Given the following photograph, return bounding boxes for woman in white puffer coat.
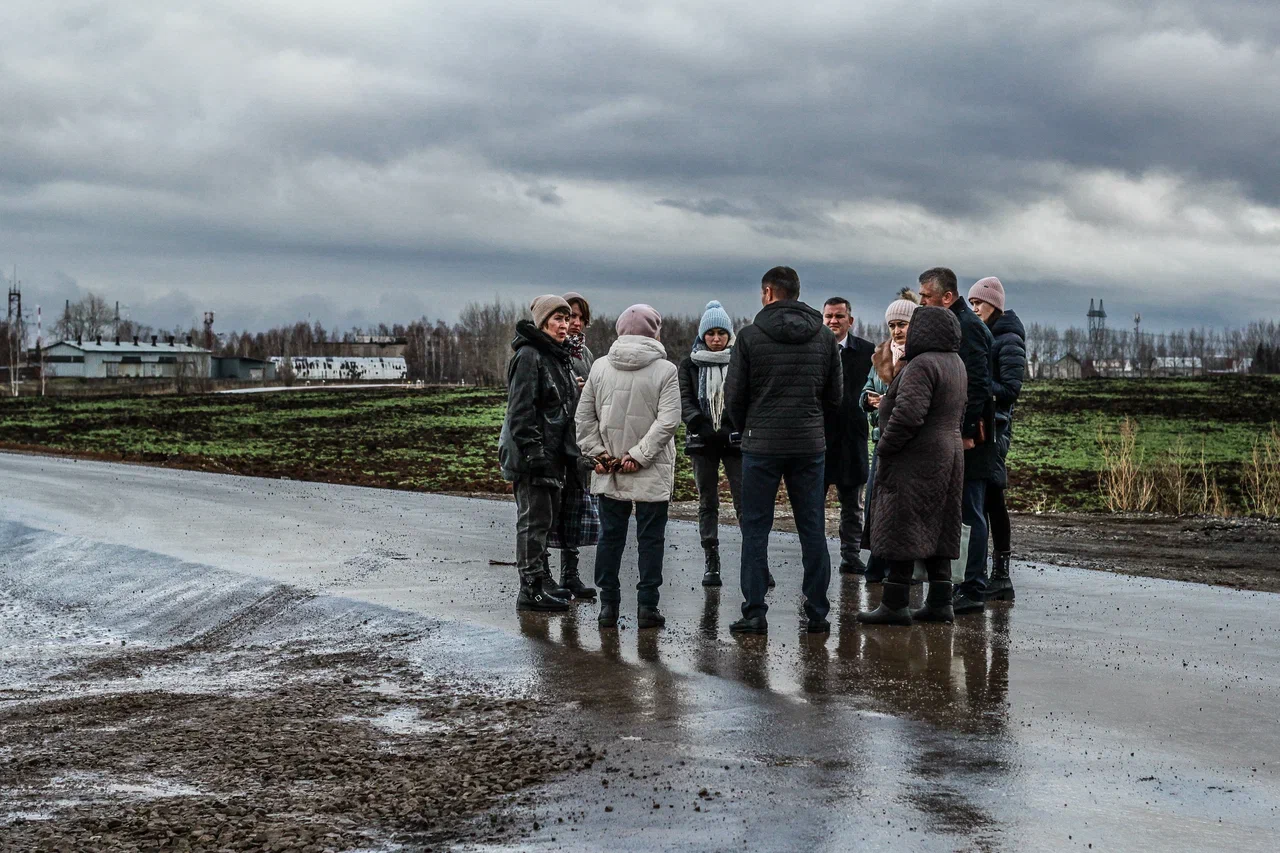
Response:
[576,304,681,631]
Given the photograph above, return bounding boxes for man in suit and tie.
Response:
[822,297,876,573]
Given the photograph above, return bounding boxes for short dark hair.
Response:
[823,297,851,313]
[918,267,958,296]
[762,266,800,299]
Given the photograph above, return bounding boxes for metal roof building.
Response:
[42,339,213,379]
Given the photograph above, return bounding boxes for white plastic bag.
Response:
[913,523,971,584]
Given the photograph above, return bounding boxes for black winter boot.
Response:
[637,606,666,629]
[516,577,570,612]
[702,545,722,587]
[912,582,955,623]
[598,601,619,628]
[952,587,986,615]
[538,555,571,600]
[857,582,913,625]
[559,551,597,600]
[986,552,1015,602]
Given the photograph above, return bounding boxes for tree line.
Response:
[11,292,1280,382]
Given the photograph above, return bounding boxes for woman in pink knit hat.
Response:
[967,277,1026,603]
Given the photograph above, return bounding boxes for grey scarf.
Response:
[691,346,732,430]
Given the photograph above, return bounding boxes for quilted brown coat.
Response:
[862,307,967,561]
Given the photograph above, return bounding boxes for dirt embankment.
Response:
[1009,512,1280,593]
[0,573,601,853]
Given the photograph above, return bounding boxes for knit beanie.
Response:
[616,304,662,339]
[968,276,1005,312]
[529,294,571,329]
[885,289,920,325]
[698,300,733,338]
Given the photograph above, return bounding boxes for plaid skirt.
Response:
[549,484,600,549]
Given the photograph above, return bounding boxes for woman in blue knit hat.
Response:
[678,300,745,587]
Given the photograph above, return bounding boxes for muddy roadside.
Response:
[0,550,602,853]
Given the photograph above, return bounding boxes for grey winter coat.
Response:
[989,310,1027,488]
[950,298,999,483]
[863,307,968,561]
[724,300,842,457]
[569,341,595,382]
[498,321,581,487]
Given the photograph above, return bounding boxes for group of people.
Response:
[498,265,1026,632]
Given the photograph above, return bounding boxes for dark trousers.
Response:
[961,479,989,596]
[739,453,831,622]
[826,482,865,564]
[888,556,950,585]
[986,484,1010,554]
[690,449,743,547]
[515,478,560,585]
[594,496,668,607]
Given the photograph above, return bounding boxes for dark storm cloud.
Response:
[1,0,1277,332]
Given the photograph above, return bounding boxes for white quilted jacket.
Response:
[575,336,681,503]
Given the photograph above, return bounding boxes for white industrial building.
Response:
[269,356,409,381]
[42,338,212,379]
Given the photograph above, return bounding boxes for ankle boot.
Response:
[637,606,666,629]
[702,545,722,587]
[986,552,1015,602]
[559,551,597,600]
[516,576,570,612]
[538,555,571,600]
[857,582,913,625]
[598,601,619,628]
[912,581,954,623]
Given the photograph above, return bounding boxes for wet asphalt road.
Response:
[3,451,1279,851]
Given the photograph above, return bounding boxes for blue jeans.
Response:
[594,496,668,607]
[739,453,831,622]
[961,479,989,597]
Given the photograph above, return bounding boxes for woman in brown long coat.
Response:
[858,306,967,626]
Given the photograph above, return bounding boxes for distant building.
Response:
[1087,358,1136,378]
[212,356,277,381]
[319,336,408,359]
[42,338,212,379]
[1150,356,1202,377]
[1033,353,1083,380]
[270,356,408,381]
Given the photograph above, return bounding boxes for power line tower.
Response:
[1133,312,1143,374]
[1088,298,1107,358]
[7,274,23,396]
[203,311,215,351]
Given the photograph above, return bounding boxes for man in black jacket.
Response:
[725,267,843,635]
[918,268,997,614]
[821,297,875,573]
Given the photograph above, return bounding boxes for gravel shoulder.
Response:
[0,533,601,853]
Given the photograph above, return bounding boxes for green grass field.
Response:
[1,375,1277,513]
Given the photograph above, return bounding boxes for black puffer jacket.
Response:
[678,354,740,456]
[989,310,1027,488]
[725,300,842,457]
[950,299,998,483]
[498,321,580,485]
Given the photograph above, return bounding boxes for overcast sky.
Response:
[3,0,1279,336]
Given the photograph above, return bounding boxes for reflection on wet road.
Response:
[3,452,1278,851]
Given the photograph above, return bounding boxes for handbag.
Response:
[548,485,601,549]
